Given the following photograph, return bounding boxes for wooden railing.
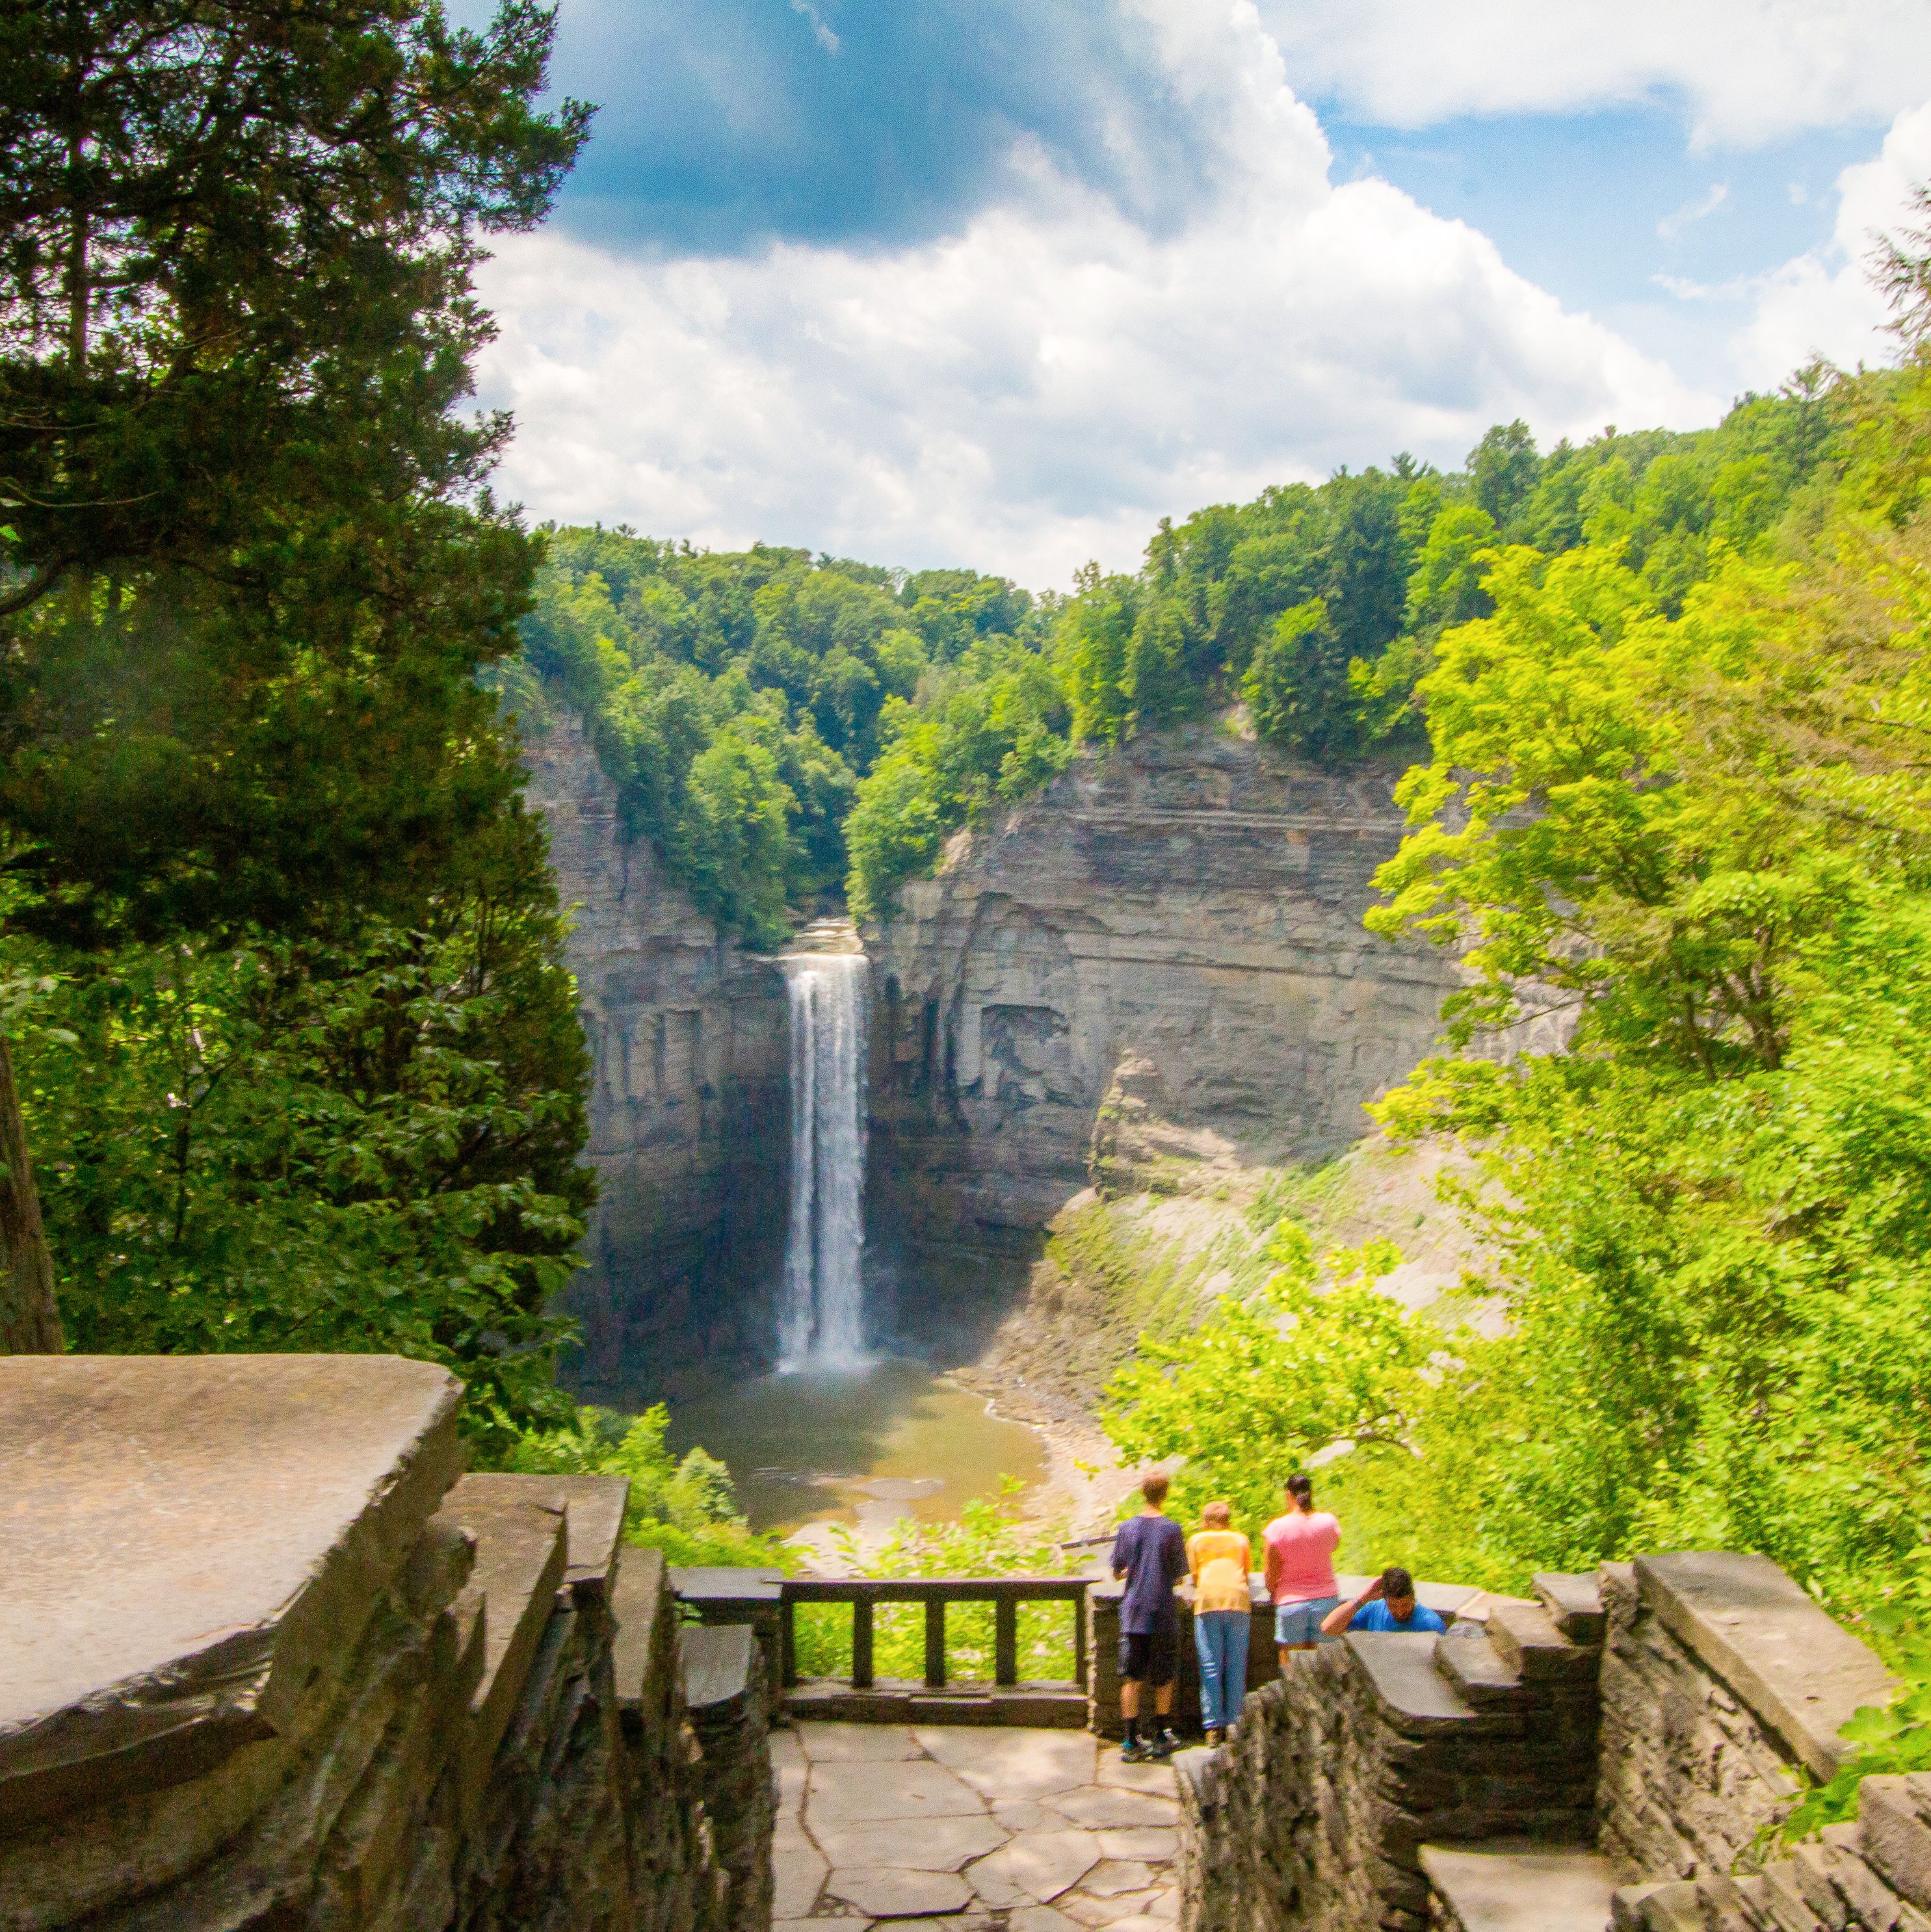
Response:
[777,1577,1090,1691]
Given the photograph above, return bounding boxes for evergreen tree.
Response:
[0,0,589,1351]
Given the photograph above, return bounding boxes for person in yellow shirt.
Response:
[1187,1501,1253,1743]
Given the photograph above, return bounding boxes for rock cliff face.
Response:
[521,717,789,1389]
[865,724,1458,1255]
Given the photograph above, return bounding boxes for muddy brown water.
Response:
[661,1356,1049,1535]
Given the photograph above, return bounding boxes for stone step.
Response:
[783,1682,1090,1729]
[1532,1573,1607,1648]
[1434,1631,1530,1706]
[1420,1840,1618,1932]
[1487,1602,1594,1680]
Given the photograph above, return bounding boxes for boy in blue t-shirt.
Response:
[1320,1565,1448,1637]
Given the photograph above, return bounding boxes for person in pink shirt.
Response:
[1262,1473,1342,1671]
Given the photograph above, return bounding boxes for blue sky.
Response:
[471,1,1931,585]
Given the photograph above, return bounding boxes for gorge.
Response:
[527,711,1462,1442]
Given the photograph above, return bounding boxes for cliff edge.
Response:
[865,721,1460,1257]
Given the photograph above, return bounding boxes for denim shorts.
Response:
[1274,1596,1343,1645]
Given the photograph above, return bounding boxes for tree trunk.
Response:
[0,1040,63,1352]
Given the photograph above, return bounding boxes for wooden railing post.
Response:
[924,1597,946,1689]
[994,1591,1019,1688]
[852,1597,874,1690]
[765,1576,1092,1706]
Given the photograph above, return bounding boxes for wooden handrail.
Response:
[779,1578,1088,1602]
[774,1576,1091,1690]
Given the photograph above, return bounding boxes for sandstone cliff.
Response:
[865,722,1460,1257]
[521,716,789,1390]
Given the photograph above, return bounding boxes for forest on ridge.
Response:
[513,371,1839,938]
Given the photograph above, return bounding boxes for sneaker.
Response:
[1203,1727,1225,1747]
[1119,1738,1153,1763]
[1148,1729,1184,1758]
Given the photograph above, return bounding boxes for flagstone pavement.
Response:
[773,1723,1182,1932]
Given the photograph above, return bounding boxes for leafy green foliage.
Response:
[792,1480,1081,1682]
[14,815,592,1459]
[0,0,588,949]
[503,1404,790,1567]
[841,385,1841,925]
[506,530,1044,942]
[0,0,588,616]
[0,0,598,1411]
[1101,1229,1440,1534]
[847,639,1072,918]
[1092,270,1931,1638]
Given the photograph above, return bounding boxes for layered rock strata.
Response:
[0,1353,771,1932]
[521,715,789,1387]
[867,725,1462,1257]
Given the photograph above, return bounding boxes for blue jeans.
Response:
[1194,1610,1251,1732]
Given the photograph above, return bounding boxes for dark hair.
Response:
[1285,1474,1315,1511]
[1381,1565,1415,1600]
[1141,1471,1170,1507]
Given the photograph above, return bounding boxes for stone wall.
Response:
[1622,1774,1931,1932]
[865,725,1460,1262]
[1597,1553,1892,1885]
[1172,1554,1904,1932]
[521,714,790,1389]
[0,1354,774,1932]
[680,1626,777,1932]
[1174,1584,1602,1932]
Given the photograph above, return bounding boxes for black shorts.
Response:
[1118,1627,1177,1686]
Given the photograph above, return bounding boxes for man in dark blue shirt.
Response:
[1111,1472,1188,1760]
[1320,1565,1449,1637]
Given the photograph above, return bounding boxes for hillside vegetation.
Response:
[515,378,1844,934]
[1104,220,1931,1652]
[499,532,1054,945]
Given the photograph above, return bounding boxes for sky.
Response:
[467,0,1931,589]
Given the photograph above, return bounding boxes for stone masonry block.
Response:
[1858,1777,1931,1914]
[1,1353,464,1833]
[1636,1554,1896,1784]
[1533,1574,1608,1648]
[1486,1605,1592,1682]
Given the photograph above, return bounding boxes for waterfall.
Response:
[776,949,870,1370]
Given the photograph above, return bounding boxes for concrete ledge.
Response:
[0,1353,462,1827]
[1420,1840,1618,1932]
[434,1474,570,1815]
[1345,1632,1477,1728]
[1635,1552,1895,1782]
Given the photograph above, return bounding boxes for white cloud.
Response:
[788,0,839,56]
[476,0,1713,588]
[1729,102,1931,386]
[1261,1,1931,146]
[1657,183,1729,241]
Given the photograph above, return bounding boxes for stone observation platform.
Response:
[8,1351,1926,1932]
[774,1723,1180,1932]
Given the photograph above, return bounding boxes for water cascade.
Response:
[776,946,870,1370]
